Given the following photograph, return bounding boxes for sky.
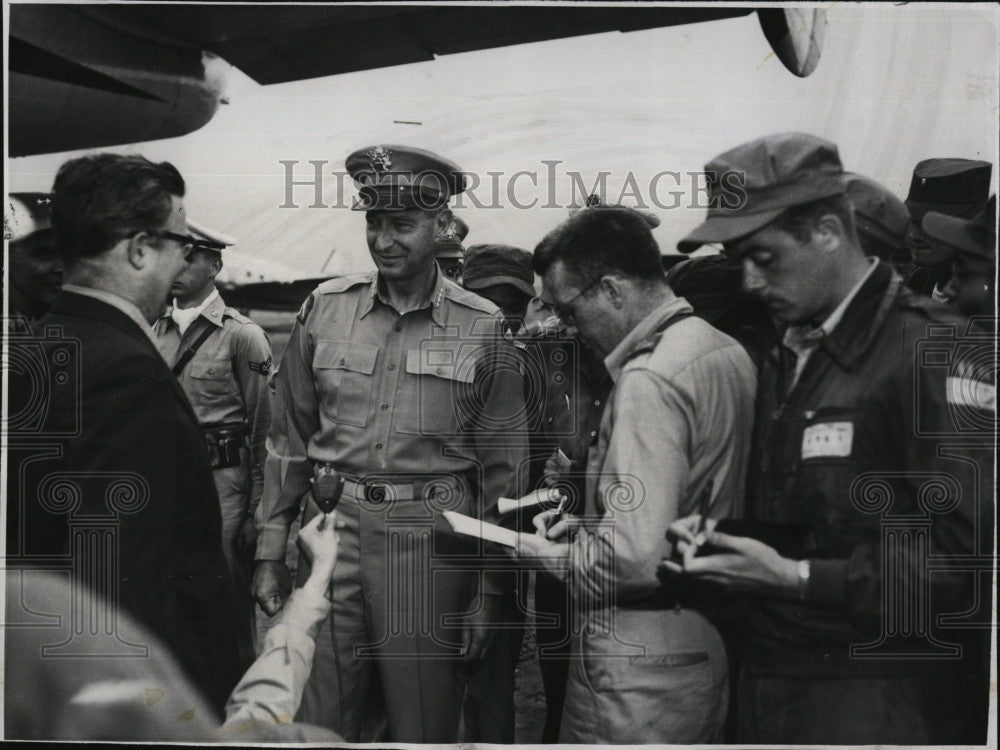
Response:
[8,2,999,279]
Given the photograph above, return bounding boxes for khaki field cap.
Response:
[843,173,911,260]
[677,132,846,252]
[462,244,536,298]
[345,144,467,211]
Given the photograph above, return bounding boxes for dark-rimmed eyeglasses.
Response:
[129,230,200,261]
[540,276,602,327]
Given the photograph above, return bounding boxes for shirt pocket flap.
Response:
[314,340,379,375]
[189,360,230,380]
[405,348,476,383]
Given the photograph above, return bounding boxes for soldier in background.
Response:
[926,195,997,319]
[459,243,536,743]
[435,214,469,281]
[902,158,991,301]
[843,173,912,269]
[5,192,64,329]
[153,220,272,670]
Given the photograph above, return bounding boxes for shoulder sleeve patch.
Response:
[248,356,273,376]
[297,293,316,325]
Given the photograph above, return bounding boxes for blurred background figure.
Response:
[435,214,469,281]
[462,243,536,334]
[843,173,912,271]
[5,192,64,329]
[924,194,997,318]
[458,242,536,743]
[902,158,991,301]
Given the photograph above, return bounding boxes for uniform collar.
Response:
[818,260,901,371]
[604,291,692,383]
[361,264,449,326]
[782,257,879,356]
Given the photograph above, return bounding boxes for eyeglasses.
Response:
[130,230,200,261]
[541,276,602,327]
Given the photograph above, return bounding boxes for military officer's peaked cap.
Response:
[434,216,470,259]
[346,145,468,211]
[843,173,911,260]
[187,217,237,251]
[678,132,846,252]
[904,158,991,221]
[5,192,53,242]
[922,194,996,262]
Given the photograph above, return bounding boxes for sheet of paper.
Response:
[442,511,519,548]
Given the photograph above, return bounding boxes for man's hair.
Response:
[770,194,858,244]
[51,154,185,263]
[532,207,664,286]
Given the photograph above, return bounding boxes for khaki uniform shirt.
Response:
[571,294,758,604]
[153,292,273,507]
[257,268,527,563]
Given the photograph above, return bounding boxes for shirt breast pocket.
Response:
[188,359,233,401]
[313,340,379,428]
[397,348,476,434]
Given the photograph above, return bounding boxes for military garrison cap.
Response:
[843,173,911,260]
[905,159,991,221]
[434,216,470,260]
[678,132,846,252]
[5,192,53,242]
[346,145,467,211]
[463,244,536,298]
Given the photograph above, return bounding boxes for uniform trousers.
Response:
[559,606,728,744]
[294,491,470,742]
[213,446,256,670]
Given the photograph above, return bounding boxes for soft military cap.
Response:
[677,132,846,252]
[187,216,236,252]
[346,144,467,211]
[843,173,911,260]
[922,195,996,262]
[5,192,53,242]
[463,244,536,298]
[905,158,991,221]
[434,215,470,260]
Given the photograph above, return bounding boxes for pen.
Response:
[545,491,568,535]
[694,479,714,545]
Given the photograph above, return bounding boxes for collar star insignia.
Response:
[366,146,392,175]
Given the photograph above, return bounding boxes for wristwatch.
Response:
[797,559,811,601]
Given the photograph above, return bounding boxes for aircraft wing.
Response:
[9,5,824,157]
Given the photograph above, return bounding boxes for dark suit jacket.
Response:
[15,290,242,714]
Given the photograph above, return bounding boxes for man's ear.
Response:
[125,232,154,270]
[815,213,846,253]
[600,275,626,309]
[209,254,223,278]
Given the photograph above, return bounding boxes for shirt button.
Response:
[590,430,597,438]
[339,358,346,365]
[394,324,402,333]
[375,443,383,450]
[381,404,389,411]
[388,363,396,371]
[594,399,601,406]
